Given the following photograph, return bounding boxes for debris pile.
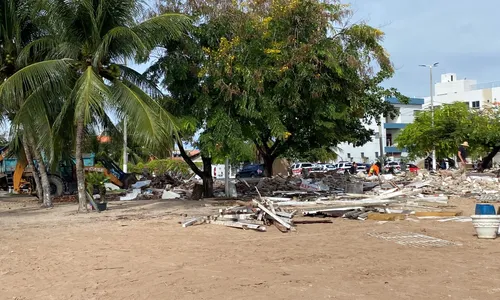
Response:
[181,194,297,233]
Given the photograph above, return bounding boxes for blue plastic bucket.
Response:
[475,204,496,215]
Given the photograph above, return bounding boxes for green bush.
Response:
[128,159,200,177]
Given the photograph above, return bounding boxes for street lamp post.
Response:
[419,62,439,171]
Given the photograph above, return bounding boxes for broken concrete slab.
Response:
[105,183,121,191]
[299,178,329,192]
[131,180,151,189]
[120,189,141,201]
[162,190,181,200]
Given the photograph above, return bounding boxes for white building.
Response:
[337,97,424,163]
[423,72,500,109]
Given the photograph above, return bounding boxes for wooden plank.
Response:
[263,197,292,202]
[415,211,462,217]
[86,191,100,213]
[293,220,333,224]
[182,217,204,227]
[366,213,406,221]
[209,220,266,232]
[253,200,292,229]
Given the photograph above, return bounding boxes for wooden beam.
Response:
[209,220,266,232]
[253,200,292,229]
[415,211,462,217]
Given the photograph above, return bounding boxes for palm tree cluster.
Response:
[0,0,190,211]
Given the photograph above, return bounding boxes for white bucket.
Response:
[471,215,500,239]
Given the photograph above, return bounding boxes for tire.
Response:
[48,175,64,197]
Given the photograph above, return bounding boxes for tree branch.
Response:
[176,139,204,178]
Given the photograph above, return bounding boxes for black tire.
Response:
[122,173,137,189]
[48,175,64,197]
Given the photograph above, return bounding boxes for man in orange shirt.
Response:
[368,162,381,176]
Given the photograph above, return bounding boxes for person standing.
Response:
[458,141,469,172]
[350,162,358,174]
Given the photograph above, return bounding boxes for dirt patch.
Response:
[1,196,499,300]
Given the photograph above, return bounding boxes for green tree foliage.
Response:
[151,0,403,178]
[396,102,500,170]
[0,0,190,211]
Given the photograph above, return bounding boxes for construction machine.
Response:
[0,149,136,197]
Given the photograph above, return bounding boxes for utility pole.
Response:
[419,62,439,171]
[123,58,128,173]
[123,118,127,172]
[378,115,384,164]
[224,157,229,197]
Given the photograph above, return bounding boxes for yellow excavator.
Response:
[0,148,136,196]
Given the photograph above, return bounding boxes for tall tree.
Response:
[396,102,500,170]
[0,0,190,211]
[0,0,54,206]
[151,0,402,182]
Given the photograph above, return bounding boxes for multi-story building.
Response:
[337,97,424,163]
[423,72,500,109]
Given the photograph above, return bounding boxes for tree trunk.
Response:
[202,156,213,198]
[22,135,42,201]
[75,117,87,212]
[263,155,275,177]
[479,146,500,172]
[27,133,52,208]
[176,140,213,198]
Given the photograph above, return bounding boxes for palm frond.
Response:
[110,79,177,149]
[93,26,148,65]
[133,13,192,50]
[119,64,163,98]
[0,59,72,109]
[16,36,58,67]
[14,79,71,163]
[71,66,110,126]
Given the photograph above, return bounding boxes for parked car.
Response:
[335,162,353,174]
[236,164,264,178]
[356,165,367,173]
[384,161,403,172]
[321,164,337,171]
[290,162,315,175]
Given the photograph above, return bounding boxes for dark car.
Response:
[236,164,265,178]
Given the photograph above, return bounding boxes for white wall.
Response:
[424,87,500,109]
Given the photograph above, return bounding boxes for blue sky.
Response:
[133,0,500,99]
[350,0,500,98]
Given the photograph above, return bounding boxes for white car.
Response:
[290,162,315,175]
[336,162,353,173]
[321,164,337,171]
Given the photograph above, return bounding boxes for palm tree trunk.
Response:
[75,117,87,212]
[27,133,52,208]
[22,135,43,201]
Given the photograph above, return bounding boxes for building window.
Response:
[361,152,365,158]
[450,75,454,81]
[472,101,480,109]
[375,152,379,158]
[386,134,392,147]
[347,153,351,158]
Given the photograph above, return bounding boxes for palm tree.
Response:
[0,0,55,207]
[0,0,190,212]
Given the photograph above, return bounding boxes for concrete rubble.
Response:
[181,168,500,230]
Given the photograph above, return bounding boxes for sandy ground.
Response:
[1,195,500,300]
